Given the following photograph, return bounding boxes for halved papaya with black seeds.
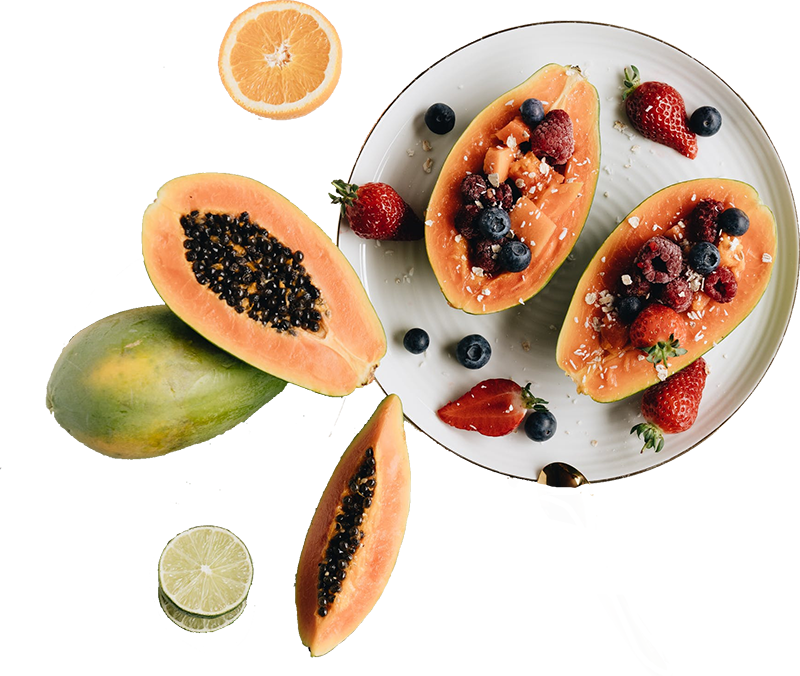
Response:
[295,394,410,657]
[556,178,777,402]
[425,63,601,314]
[142,173,386,396]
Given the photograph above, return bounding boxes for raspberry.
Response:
[704,266,737,303]
[634,236,683,284]
[618,268,653,297]
[460,174,487,203]
[482,182,514,210]
[471,238,502,276]
[659,276,694,313]
[687,198,724,243]
[498,182,515,210]
[529,109,574,165]
[454,204,481,239]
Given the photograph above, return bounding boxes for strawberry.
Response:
[330,179,423,240]
[437,378,547,437]
[631,357,709,452]
[629,303,689,367]
[622,65,698,159]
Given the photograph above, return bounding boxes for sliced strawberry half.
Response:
[437,378,546,437]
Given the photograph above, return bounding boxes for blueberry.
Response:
[689,106,722,137]
[718,207,749,236]
[524,410,557,442]
[476,207,511,240]
[424,103,456,135]
[498,240,531,273]
[456,334,491,369]
[687,241,721,276]
[403,328,429,354]
[616,295,645,324]
[520,98,545,128]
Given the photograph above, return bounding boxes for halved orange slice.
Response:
[218,1,342,120]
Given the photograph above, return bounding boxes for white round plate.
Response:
[337,21,798,483]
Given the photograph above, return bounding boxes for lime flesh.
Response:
[158,525,253,617]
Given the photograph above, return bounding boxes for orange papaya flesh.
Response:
[495,116,531,146]
[143,174,386,395]
[556,178,777,402]
[295,394,410,657]
[425,63,600,314]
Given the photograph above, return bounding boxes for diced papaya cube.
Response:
[534,180,583,220]
[508,153,564,197]
[483,146,516,183]
[690,291,710,314]
[663,220,687,244]
[538,167,566,203]
[528,213,559,260]
[509,195,537,237]
[509,196,557,257]
[495,116,530,148]
[718,233,747,278]
[508,153,545,194]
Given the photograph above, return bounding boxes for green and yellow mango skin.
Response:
[46,305,286,459]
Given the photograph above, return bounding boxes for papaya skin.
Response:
[556,178,777,402]
[46,306,286,459]
[425,63,601,314]
[296,394,410,657]
[142,173,386,397]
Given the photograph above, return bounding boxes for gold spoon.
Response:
[537,462,590,488]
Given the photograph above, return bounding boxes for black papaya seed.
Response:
[181,210,324,334]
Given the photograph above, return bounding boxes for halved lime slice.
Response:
[158,525,253,617]
[158,588,246,633]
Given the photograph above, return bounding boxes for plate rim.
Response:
[337,19,800,484]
